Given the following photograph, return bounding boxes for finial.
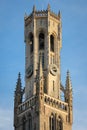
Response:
[67,70,70,77]
[24,12,27,19]
[15,72,22,93]
[47,3,50,11]
[18,72,21,79]
[58,10,61,18]
[33,5,36,12]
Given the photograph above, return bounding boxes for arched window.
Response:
[50,35,54,52]
[39,33,44,50]
[49,116,51,130]
[29,33,33,53]
[28,114,32,130]
[57,116,63,130]
[50,114,63,130]
[52,116,54,130]
[59,118,62,130]
[23,116,26,130]
[49,114,55,130]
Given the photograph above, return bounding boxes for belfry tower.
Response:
[14,4,73,130]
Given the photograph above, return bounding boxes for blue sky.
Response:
[0,0,87,130]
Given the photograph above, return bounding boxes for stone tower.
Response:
[14,4,73,130]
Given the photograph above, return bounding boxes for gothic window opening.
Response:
[49,117,51,130]
[58,116,63,130]
[23,116,26,130]
[49,114,55,130]
[52,116,54,130]
[39,33,44,50]
[50,35,54,52]
[49,114,63,130]
[44,78,47,93]
[28,114,32,130]
[29,33,34,53]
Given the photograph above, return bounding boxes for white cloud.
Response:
[0,108,13,130]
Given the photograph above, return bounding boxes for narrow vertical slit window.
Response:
[52,116,54,130]
[58,116,63,130]
[49,116,51,130]
[23,117,26,130]
[50,35,54,52]
[39,33,44,50]
[29,114,32,130]
[29,33,33,53]
[49,114,55,130]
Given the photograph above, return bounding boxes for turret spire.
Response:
[47,3,50,11]
[66,70,72,91]
[65,70,73,123]
[15,72,22,93]
[14,72,22,106]
[58,10,61,18]
[33,5,36,12]
[14,73,23,127]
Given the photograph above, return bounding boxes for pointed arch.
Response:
[57,115,63,130]
[50,35,54,52]
[28,113,32,130]
[22,116,26,130]
[39,32,45,50]
[50,32,57,53]
[49,113,55,130]
[36,27,47,50]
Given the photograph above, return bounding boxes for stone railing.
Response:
[18,94,68,114]
[25,10,60,27]
[35,11,47,17]
[44,94,68,112]
[18,96,36,114]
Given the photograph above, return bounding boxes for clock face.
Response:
[26,65,33,78]
[50,64,58,76]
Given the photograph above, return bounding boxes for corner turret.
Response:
[65,71,73,124]
[58,10,61,18]
[14,73,23,128]
[47,3,50,11]
[14,72,22,106]
[33,5,36,13]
